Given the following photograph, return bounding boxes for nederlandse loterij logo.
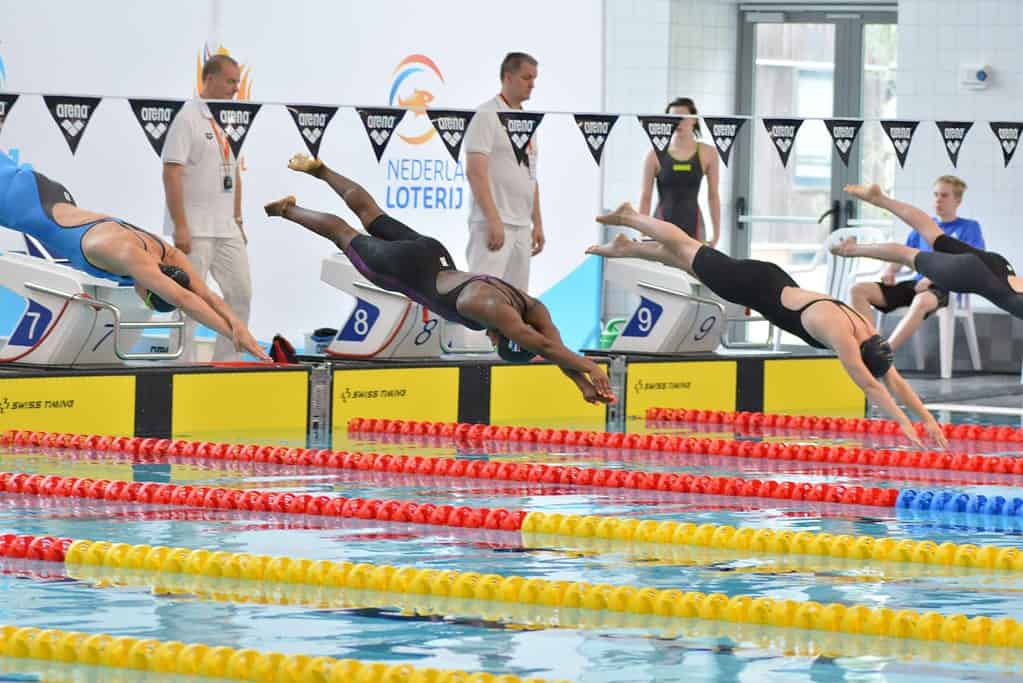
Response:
[389,54,444,145]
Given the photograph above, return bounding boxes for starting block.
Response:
[603,257,725,353]
[321,254,465,359]
[0,252,184,365]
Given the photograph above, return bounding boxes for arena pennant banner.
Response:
[285,104,338,160]
[356,107,406,162]
[0,94,18,135]
[989,121,1023,167]
[762,118,803,167]
[127,98,184,157]
[573,114,618,165]
[702,116,745,167]
[823,119,863,167]
[425,109,475,163]
[205,101,262,159]
[43,95,102,155]
[880,120,919,168]
[637,115,681,156]
[496,111,544,167]
[935,121,973,168]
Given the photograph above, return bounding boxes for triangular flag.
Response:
[823,119,863,166]
[935,121,973,167]
[989,121,1023,167]
[43,95,102,155]
[497,111,544,167]
[0,94,19,136]
[356,107,406,162]
[880,120,920,168]
[426,109,475,163]
[205,101,262,159]
[702,117,746,166]
[573,114,619,165]
[762,118,804,167]
[286,104,339,159]
[128,98,185,157]
[638,115,681,155]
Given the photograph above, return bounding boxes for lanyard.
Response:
[207,118,232,169]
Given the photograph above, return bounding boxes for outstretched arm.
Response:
[883,368,948,448]
[524,303,612,404]
[473,302,615,404]
[829,334,927,449]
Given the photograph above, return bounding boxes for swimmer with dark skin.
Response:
[588,202,947,448]
[265,154,615,405]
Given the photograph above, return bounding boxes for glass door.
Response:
[732,7,898,291]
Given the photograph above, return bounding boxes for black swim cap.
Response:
[496,334,535,363]
[143,264,191,312]
[859,334,894,378]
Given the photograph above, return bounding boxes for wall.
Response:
[0,0,604,348]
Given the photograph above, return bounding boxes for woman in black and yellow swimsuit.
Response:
[639,97,721,245]
[588,202,946,448]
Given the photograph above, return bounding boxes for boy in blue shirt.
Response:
[849,175,984,350]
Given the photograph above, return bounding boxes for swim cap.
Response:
[859,334,894,378]
[143,264,191,312]
[496,334,535,363]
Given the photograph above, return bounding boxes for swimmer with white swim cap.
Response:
[0,150,268,360]
[265,154,615,405]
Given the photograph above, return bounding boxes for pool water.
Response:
[1,411,1023,681]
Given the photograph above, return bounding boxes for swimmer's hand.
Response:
[587,365,617,404]
[233,328,271,362]
[898,420,925,450]
[923,418,949,450]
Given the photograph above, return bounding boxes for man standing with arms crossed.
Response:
[162,53,253,362]
[464,52,545,291]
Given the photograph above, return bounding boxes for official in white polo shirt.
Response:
[162,53,252,362]
[464,52,544,291]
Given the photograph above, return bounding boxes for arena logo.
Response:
[383,55,468,211]
[497,112,544,167]
[338,386,409,403]
[128,99,185,157]
[762,118,804,167]
[639,115,680,154]
[823,119,863,167]
[880,120,919,168]
[935,121,973,167]
[990,122,1023,167]
[286,105,338,159]
[703,117,746,167]
[43,95,102,155]
[0,396,76,415]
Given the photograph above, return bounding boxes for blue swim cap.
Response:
[496,334,535,363]
[859,334,894,378]
[143,264,191,312]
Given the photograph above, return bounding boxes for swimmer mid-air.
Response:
[264,153,615,405]
[588,202,946,448]
[0,150,268,360]
[834,183,1023,319]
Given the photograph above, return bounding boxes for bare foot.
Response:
[288,153,324,176]
[844,183,884,205]
[829,235,859,257]
[585,233,635,258]
[596,202,638,226]
[264,195,296,218]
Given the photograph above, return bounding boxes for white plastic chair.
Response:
[773,227,888,348]
[875,267,982,378]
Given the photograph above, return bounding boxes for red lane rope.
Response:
[645,407,1023,443]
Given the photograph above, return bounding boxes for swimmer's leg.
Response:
[844,183,944,246]
[595,202,702,271]
[288,154,390,232]
[264,196,360,251]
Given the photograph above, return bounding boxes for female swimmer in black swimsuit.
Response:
[264,154,614,405]
[588,202,946,448]
[833,183,1023,319]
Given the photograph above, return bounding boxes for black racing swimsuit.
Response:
[692,245,864,348]
[654,147,703,238]
[914,234,1023,318]
[344,215,531,330]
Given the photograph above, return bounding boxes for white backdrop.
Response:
[0,0,605,343]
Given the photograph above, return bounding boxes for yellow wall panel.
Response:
[332,367,459,441]
[0,376,135,436]
[173,372,308,442]
[764,358,864,416]
[626,361,737,419]
[490,364,607,429]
